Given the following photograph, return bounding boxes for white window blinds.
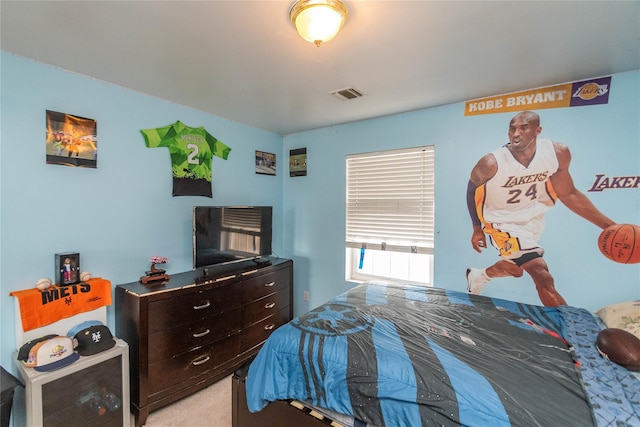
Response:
[346,146,435,254]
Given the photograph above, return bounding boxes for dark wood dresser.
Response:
[115,257,293,427]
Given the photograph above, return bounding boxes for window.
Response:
[346,146,434,286]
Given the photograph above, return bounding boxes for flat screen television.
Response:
[193,206,272,269]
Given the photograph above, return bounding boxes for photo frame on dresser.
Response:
[55,252,80,286]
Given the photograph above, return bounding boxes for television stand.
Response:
[199,258,272,284]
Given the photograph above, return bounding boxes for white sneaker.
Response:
[466,268,490,294]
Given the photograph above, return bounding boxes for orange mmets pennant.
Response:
[10,278,112,332]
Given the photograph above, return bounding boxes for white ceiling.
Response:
[2,1,639,136]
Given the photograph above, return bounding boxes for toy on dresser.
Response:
[139,255,170,285]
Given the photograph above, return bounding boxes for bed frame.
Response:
[232,364,343,427]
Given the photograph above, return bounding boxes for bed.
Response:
[236,281,640,427]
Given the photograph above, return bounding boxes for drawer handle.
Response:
[264,324,276,331]
[192,355,211,366]
[264,281,275,287]
[264,302,276,309]
[193,301,211,310]
[192,329,210,338]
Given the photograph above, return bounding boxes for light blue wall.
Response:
[2,51,639,377]
[0,52,285,369]
[284,71,640,315]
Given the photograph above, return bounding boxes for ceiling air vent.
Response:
[330,87,364,101]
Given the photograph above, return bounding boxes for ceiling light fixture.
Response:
[289,0,348,47]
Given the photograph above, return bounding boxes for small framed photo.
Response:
[255,150,276,175]
[55,252,80,286]
[289,147,307,177]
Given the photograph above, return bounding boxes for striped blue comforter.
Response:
[246,282,640,426]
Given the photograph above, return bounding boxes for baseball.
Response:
[80,271,92,282]
[35,277,52,290]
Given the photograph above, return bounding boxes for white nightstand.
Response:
[14,339,129,427]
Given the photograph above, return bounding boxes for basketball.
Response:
[597,224,640,264]
[596,328,640,371]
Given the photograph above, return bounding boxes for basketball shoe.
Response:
[466,268,490,294]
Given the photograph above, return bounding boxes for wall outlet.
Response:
[303,291,310,301]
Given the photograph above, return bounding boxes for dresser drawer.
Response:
[148,306,242,363]
[241,267,290,301]
[148,283,242,332]
[148,334,241,394]
[241,307,290,352]
[242,289,290,328]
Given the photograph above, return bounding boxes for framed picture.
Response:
[46,110,98,168]
[255,150,276,175]
[55,252,80,286]
[290,147,307,177]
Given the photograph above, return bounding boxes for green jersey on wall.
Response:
[141,121,231,197]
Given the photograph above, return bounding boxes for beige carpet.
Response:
[130,375,232,427]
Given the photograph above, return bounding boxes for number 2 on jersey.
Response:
[187,143,200,165]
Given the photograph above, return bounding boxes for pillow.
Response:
[596,301,640,340]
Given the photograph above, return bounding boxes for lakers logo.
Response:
[573,82,608,100]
